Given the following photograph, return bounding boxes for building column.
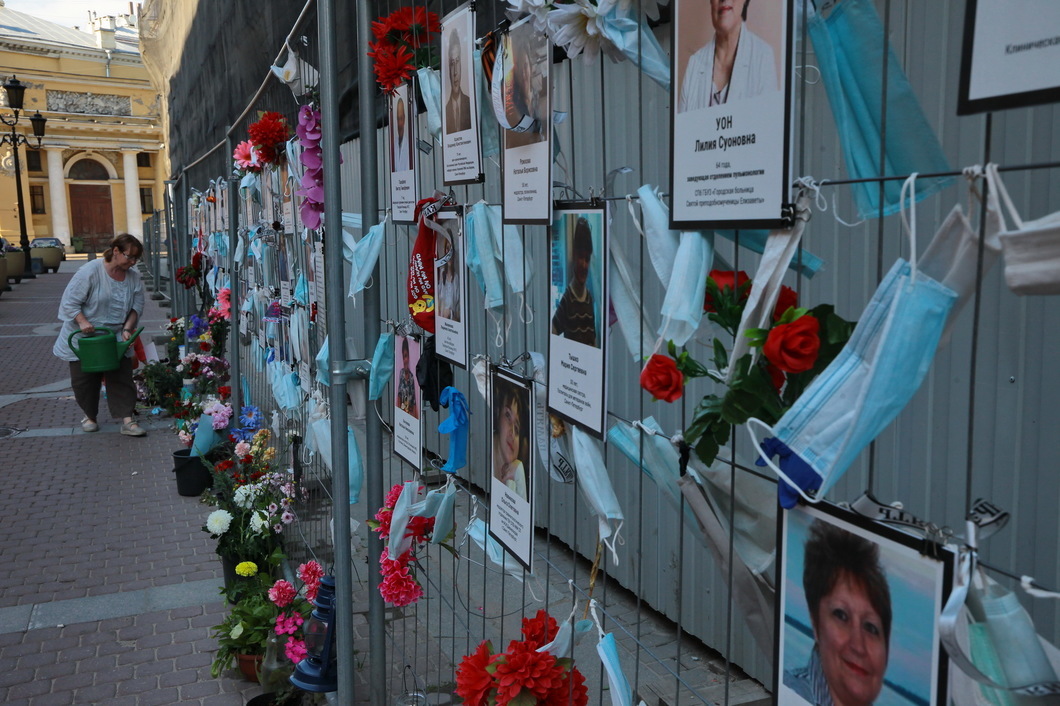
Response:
[121,150,143,238]
[45,148,70,243]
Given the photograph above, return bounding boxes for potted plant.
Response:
[135,360,184,409]
[4,243,24,284]
[210,559,282,680]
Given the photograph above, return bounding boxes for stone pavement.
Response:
[0,259,271,705]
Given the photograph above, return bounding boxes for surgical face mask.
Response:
[271,47,318,98]
[315,336,331,387]
[466,517,524,581]
[415,67,442,142]
[807,0,952,219]
[633,185,680,287]
[368,331,395,401]
[269,360,302,411]
[571,427,624,564]
[596,4,670,90]
[465,202,505,309]
[986,163,1060,296]
[482,202,530,295]
[538,600,593,659]
[590,601,640,706]
[714,228,823,279]
[289,307,308,365]
[430,482,457,545]
[658,230,713,347]
[388,481,423,558]
[726,191,811,382]
[346,216,388,299]
[606,417,682,513]
[294,273,309,306]
[751,175,957,503]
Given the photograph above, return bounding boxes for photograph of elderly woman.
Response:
[779,505,950,706]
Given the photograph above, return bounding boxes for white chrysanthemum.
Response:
[508,0,552,31]
[233,484,261,509]
[249,510,269,534]
[547,0,608,61]
[206,509,233,535]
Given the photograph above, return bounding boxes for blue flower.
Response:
[187,314,208,339]
[239,405,263,429]
[231,426,255,443]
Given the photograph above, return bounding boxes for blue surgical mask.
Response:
[482,202,529,295]
[658,230,714,346]
[345,216,388,299]
[633,185,680,286]
[538,601,594,659]
[597,4,670,90]
[751,175,957,503]
[807,0,952,219]
[347,426,364,504]
[472,48,499,159]
[466,517,525,581]
[466,202,505,310]
[590,600,637,706]
[294,273,309,306]
[368,331,395,401]
[571,427,624,564]
[606,417,682,512]
[430,482,457,545]
[269,360,301,411]
[315,336,331,387]
[289,307,308,364]
[437,386,469,473]
[388,480,423,558]
[415,67,442,142]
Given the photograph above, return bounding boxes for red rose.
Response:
[763,316,820,374]
[704,270,750,312]
[218,386,232,399]
[773,285,798,321]
[640,355,684,403]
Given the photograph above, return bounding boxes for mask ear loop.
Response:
[899,172,920,280]
[589,599,606,641]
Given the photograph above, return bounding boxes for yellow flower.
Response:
[235,561,258,577]
[263,448,276,461]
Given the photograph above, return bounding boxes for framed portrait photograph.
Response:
[434,206,468,368]
[776,502,953,706]
[499,16,552,225]
[547,204,607,436]
[389,82,418,224]
[489,367,535,570]
[441,4,483,185]
[393,333,422,467]
[957,0,1060,115]
[670,0,793,229]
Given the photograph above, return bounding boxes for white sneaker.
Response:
[81,418,99,432]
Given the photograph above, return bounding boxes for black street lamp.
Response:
[1,76,46,280]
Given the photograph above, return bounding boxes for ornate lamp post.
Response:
[1,76,46,279]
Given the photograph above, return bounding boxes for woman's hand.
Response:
[78,319,95,335]
[121,328,133,341]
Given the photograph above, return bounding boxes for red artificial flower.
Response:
[704,269,751,312]
[407,515,436,543]
[218,385,232,400]
[268,580,297,608]
[214,459,235,473]
[387,6,440,48]
[198,341,211,352]
[640,354,684,403]
[493,641,566,705]
[379,563,423,606]
[763,315,820,374]
[373,506,393,538]
[773,285,798,321]
[248,111,291,165]
[455,641,496,706]
[367,40,416,94]
[384,483,404,508]
[766,361,786,392]
[521,609,559,649]
[542,666,589,706]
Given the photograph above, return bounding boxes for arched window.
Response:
[68,159,110,181]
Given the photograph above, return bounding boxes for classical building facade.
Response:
[0,3,166,252]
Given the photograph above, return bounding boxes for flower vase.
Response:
[172,448,212,496]
[236,652,263,682]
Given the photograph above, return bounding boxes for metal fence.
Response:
[156,0,1060,703]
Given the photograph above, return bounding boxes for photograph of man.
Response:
[436,227,462,322]
[395,336,419,419]
[679,0,779,112]
[551,217,599,347]
[390,94,412,171]
[444,28,472,135]
[785,520,891,706]
[492,381,530,501]
[503,28,548,148]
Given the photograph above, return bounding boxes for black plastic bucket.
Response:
[172,448,212,496]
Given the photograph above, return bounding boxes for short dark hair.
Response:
[573,218,593,255]
[401,336,410,357]
[104,233,143,263]
[802,520,892,646]
[742,0,750,22]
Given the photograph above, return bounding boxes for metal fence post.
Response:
[318,0,356,700]
[224,131,241,412]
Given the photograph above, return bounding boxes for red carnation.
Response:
[521,609,559,649]
[455,641,496,706]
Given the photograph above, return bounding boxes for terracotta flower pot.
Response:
[236,652,263,682]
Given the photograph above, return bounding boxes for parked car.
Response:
[30,237,66,260]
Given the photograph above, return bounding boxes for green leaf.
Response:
[510,691,539,706]
[693,433,720,467]
[667,339,678,358]
[712,338,729,370]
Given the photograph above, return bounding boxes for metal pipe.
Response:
[356,0,385,700]
[151,210,163,299]
[163,180,176,313]
[225,131,241,405]
[178,177,190,318]
[318,0,355,700]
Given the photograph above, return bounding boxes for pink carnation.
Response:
[379,564,423,606]
[233,140,260,171]
[268,579,297,608]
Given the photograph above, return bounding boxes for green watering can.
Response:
[68,327,144,373]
